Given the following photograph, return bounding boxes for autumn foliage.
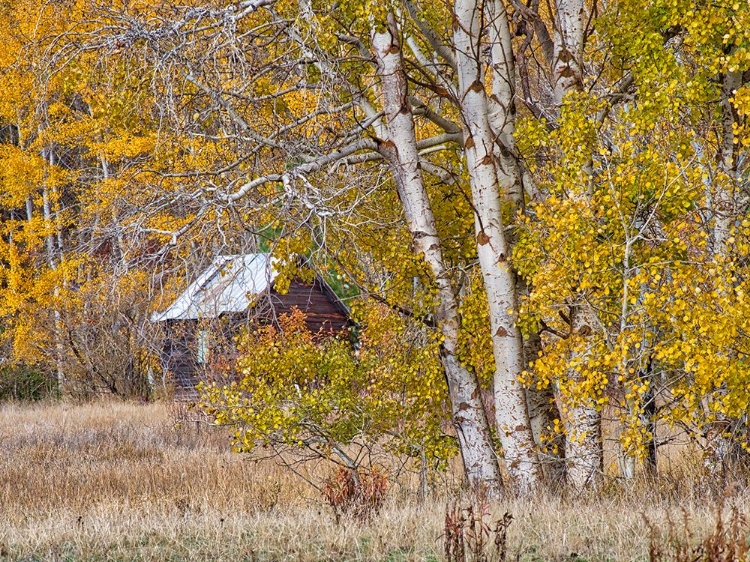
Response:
[2,0,750,496]
[199,307,456,472]
[321,466,389,523]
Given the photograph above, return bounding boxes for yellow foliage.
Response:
[200,306,456,466]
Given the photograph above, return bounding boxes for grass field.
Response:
[0,400,747,561]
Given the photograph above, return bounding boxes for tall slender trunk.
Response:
[100,154,129,276]
[713,70,742,256]
[549,0,604,489]
[552,0,585,104]
[486,0,564,486]
[524,329,566,486]
[373,22,502,496]
[703,70,744,473]
[563,303,603,489]
[42,146,65,392]
[485,0,523,210]
[453,0,542,494]
[642,359,658,477]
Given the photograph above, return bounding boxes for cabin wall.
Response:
[159,279,350,397]
[269,279,350,334]
[161,320,201,396]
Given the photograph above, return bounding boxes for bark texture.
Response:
[552,0,585,105]
[562,303,603,490]
[703,69,746,474]
[713,70,742,256]
[549,0,603,489]
[485,0,523,209]
[485,0,564,488]
[373,24,503,496]
[453,0,542,494]
[524,330,566,487]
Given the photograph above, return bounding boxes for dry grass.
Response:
[0,400,748,561]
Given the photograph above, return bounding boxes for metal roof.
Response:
[151,253,277,322]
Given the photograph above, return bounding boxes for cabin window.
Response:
[196,330,209,365]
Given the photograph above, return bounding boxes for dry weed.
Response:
[322,466,389,523]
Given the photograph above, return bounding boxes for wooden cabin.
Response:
[151,254,350,397]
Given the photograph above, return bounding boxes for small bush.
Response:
[0,364,56,401]
[321,466,388,523]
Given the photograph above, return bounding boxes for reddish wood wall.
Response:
[161,277,350,396]
[268,279,350,334]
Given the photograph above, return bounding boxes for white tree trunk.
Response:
[485,0,523,209]
[563,303,603,490]
[42,147,65,391]
[703,69,744,473]
[553,0,585,105]
[100,154,130,276]
[373,23,503,496]
[486,0,564,487]
[713,70,742,255]
[550,0,604,489]
[453,0,542,494]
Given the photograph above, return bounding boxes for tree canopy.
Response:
[1,0,750,496]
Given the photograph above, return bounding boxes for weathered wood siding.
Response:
[162,319,201,398]
[268,279,350,334]
[161,278,350,397]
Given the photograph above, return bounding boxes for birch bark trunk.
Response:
[713,70,742,256]
[485,0,523,210]
[552,0,585,104]
[564,303,603,489]
[373,23,503,496]
[42,147,65,392]
[453,0,542,494]
[549,0,604,489]
[703,69,744,473]
[485,0,564,487]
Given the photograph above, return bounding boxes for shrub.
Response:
[0,363,56,401]
[444,501,513,562]
[321,466,388,523]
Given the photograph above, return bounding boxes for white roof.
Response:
[151,253,277,321]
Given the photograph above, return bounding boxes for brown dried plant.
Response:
[320,466,388,523]
[444,498,513,562]
[648,501,750,562]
